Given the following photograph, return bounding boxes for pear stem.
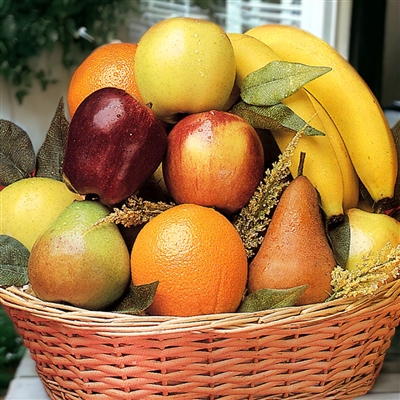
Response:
[297,151,306,177]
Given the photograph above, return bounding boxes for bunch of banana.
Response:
[245,24,398,211]
[306,92,360,211]
[228,33,359,223]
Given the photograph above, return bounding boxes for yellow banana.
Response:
[245,24,398,207]
[306,91,360,211]
[228,33,345,222]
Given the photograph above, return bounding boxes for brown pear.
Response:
[248,175,336,305]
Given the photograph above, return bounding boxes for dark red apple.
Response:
[163,110,265,214]
[62,87,167,205]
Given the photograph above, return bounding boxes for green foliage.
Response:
[0,306,25,394]
[0,0,136,103]
[193,0,219,10]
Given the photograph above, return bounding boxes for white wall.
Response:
[335,0,352,59]
[0,47,75,155]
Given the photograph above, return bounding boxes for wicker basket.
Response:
[1,279,400,400]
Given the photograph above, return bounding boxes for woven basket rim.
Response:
[1,279,400,335]
[3,282,400,399]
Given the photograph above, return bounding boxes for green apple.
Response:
[0,177,82,250]
[345,208,400,271]
[134,17,236,122]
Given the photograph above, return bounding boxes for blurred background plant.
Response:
[0,307,25,397]
[0,0,136,104]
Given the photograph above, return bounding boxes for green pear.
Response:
[0,177,82,250]
[28,200,131,310]
[345,208,400,271]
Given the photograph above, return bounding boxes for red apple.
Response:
[163,110,265,214]
[62,87,167,206]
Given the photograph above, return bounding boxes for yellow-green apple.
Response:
[134,17,236,122]
[62,87,167,206]
[163,110,265,214]
[0,177,82,250]
[345,207,400,271]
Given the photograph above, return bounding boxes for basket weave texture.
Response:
[1,279,400,400]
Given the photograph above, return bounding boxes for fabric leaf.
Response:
[110,281,159,315]
[241,61,331,106]
[0,235,30,287]
[36,97,69,181]
[0,120,36,186]
[231,101,324,136]
[237,285,308,313]
[328,213,351,268]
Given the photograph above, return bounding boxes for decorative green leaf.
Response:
[35,98,69,181]
[241,61,331,106]
[0,119,36,186]
[237,285,308,313]
[0,235,30,287]
[110,281,159,315]
[231,101,324,136]
[327,213,351,268]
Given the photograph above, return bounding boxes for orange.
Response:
[130,204,248,316]
[67,42,142,118]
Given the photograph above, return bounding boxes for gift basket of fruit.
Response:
[1,18,400,399]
